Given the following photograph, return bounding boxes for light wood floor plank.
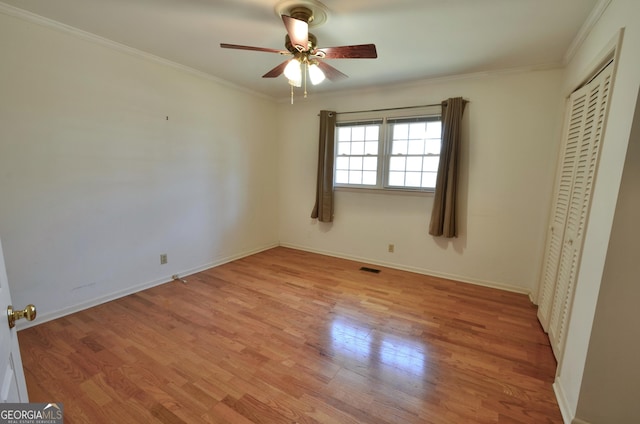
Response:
[18,247,560,423]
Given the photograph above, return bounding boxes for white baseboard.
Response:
[16,242,278,330]
[279,243,532,297]
[554,377,576,424]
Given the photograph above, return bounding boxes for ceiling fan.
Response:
[220,1,377,101]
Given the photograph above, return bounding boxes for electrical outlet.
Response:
[388,244,395,253]
[160,254,168,264]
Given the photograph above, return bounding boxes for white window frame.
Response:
[334,106,442,193]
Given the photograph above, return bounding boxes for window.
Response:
[335,120,382,186]
[334,108,442,191]
[387,117,442,189]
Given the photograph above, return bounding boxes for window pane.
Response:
[349,156,363,170]
[351,141,365,155]
[392,139,408,155]
[389,156,406,171]
[425,139,441,154]
[422,172,438,188]
[409,123,426,139]
[365,126,379,141]
[352,126,365,141]
[336,156,350,170]
[338,142,351,155]
[406,157,423,172]
[425,121,441,138]
[364,141,378,155]
[393,124,408,139]
[388,171,404,186]
[336,170,349,184]
[362,171,377,185]
[363,156,377,171]
[405,172,421,187]
[423,156,439,172]
[338,127,351,141]
[408,139,425,155]
[349,170,362,184]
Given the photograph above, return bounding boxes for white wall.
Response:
[277,69,564,295]
[576,85,640,424]
[0,11,280,322]
[552,0,640,422]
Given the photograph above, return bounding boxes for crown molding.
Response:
[0,2,274,101]
[280,61,563,104]
[563,0,613,65]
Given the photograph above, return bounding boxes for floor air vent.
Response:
[360,266,381,274]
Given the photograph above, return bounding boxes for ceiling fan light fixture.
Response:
[284,59,302,86]
[221,0,376,103]
[308,62,325,85]
[288,78,302,88]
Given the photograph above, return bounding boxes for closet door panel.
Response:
[547,65,613,358]
[537,92,587,331]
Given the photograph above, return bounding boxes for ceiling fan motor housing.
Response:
[285,33,317,53]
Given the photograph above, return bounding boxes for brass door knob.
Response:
[7,304,37,329]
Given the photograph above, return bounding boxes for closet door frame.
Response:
[536,30,621,361]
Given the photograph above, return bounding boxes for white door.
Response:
[537,91,586,331]
[0,237,30,402]
[548,64,613,357]
[536,60,614,359]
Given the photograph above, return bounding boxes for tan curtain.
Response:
[429,97,468,237]
[311,110,336,222]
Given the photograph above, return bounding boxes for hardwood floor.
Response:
[18,247,561,423]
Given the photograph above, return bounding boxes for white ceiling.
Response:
[2,0,599,101]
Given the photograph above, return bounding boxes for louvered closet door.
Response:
[537,91,587,332]
[538,62,613,359]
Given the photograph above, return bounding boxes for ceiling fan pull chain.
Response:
[304,62,308,98]
[290,84,294,104]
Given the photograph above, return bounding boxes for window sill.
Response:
[334,186,434,196]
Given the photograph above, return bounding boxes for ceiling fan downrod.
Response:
[288,6,313,24]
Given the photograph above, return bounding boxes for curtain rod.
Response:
[334,103,441,115]
[330,99,469,116]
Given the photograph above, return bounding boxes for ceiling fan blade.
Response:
[220,43,287,54]
[282,15,308,51]
[317,61,348,81]
[316,44,378,59]
[262,60,290,78]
